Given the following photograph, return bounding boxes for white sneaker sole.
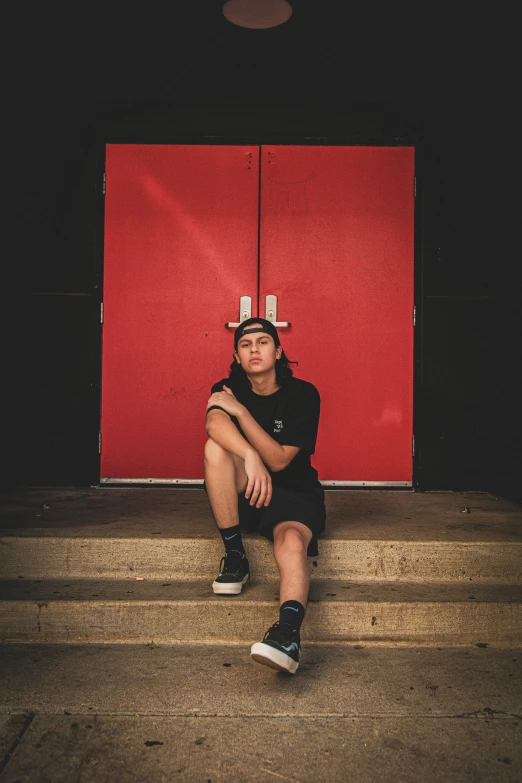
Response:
[250,642,299,674]
[212,574,249,595]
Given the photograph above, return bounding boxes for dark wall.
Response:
[416,119,490,492]
[5,5,519,499]
[485,128,521,504]
[5,118,102,487]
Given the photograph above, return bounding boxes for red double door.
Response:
[101,144,415,485]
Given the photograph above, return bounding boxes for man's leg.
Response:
[251,520,312,674]
[273,521,313,607]
[204,438,247,529]
[204,438,250,594]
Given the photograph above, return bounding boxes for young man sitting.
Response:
[205,318,325,674]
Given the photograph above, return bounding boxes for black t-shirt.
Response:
[209,376,322,495]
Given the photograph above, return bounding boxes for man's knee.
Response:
[274,524,310,553]
[204,438,232,467]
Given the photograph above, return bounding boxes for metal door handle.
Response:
[226,295,252,327]
[265,295,290,327]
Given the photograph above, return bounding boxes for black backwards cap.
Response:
[234,317,281,350]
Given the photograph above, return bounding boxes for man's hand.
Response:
[244,449,272,508]
[207,385,245,418]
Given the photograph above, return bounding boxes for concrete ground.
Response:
[0,644,521,782]
[0,488,521,781]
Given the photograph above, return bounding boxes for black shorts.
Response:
[238,483,326,557]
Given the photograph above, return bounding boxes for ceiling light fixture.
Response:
[223,0,292,30]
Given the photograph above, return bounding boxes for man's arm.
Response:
[235,409,300,472]
[207,388,299,472]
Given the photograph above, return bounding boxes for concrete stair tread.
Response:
[2,578,521,603]
[1,643,521,717]
[1,488,521,542]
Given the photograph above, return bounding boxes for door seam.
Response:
[256,145,262,318]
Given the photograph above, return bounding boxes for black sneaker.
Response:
[212,550,250,595]
[251,622,301,674]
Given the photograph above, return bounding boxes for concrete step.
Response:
[2,643,521,717]
[3,535,521,583]
[1,578,521,646]
[1,489,521,584]
[1,489,520,648]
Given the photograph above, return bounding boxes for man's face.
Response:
[235,324,282,375]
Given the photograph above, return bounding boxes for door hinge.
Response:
[100,302,104,324]
[413,305,416,326]
[412,435,415,457]
[414,176,417,198]
[102,171,106,195]
[98,431,102,454]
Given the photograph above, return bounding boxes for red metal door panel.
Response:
[101,144,259,479]
[259,146,415,482]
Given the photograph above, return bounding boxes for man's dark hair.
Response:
[228,349,297,391]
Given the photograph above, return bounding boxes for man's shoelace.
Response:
[220,553,245,574]
[264,622,298,644]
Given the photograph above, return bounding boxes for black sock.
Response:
[219,525,245,556]
[279,600,305,632]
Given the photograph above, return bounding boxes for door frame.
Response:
[93,125,423,491]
